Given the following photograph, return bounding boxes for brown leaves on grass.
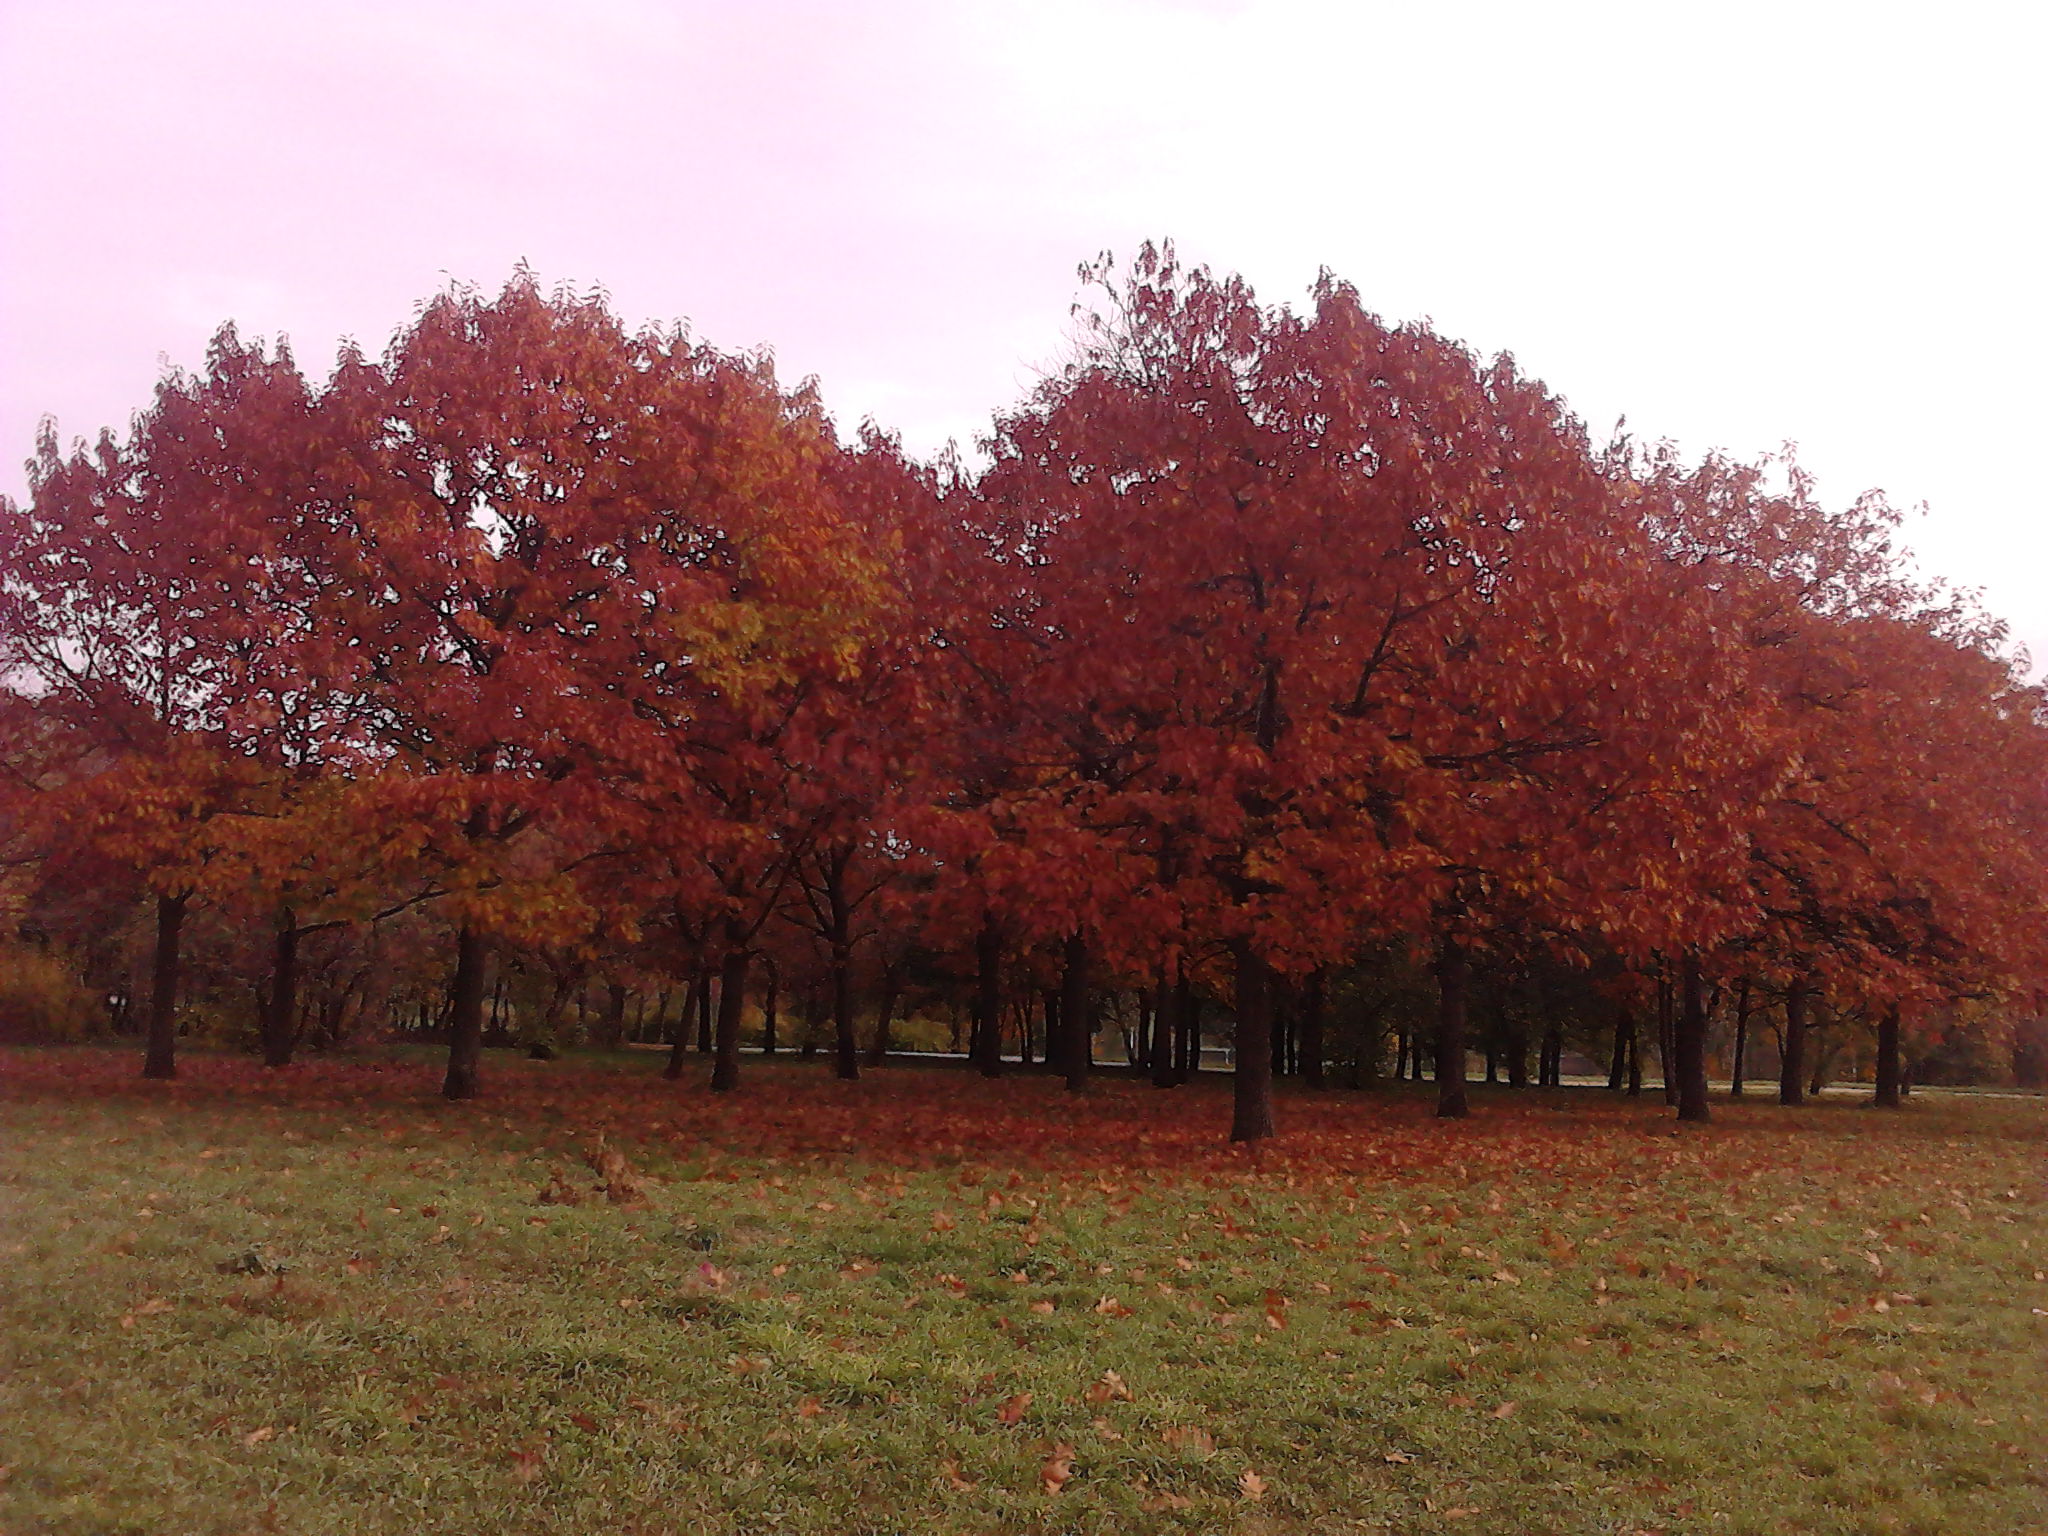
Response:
[1238,1468,1268,1501]
[536,1168,583,1206]
[1161,1425,1216,1455]
[1084,1368,1133,1403]
[224,1274,335,1322]
[996,1391,1034,1425]
[1039,1442,1076,1493]
[937,1457,976,1492]
[584,1136,645,1205]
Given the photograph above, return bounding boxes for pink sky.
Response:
[4,0,2042,667]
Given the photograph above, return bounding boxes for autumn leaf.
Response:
[997,1391,1034,1426]
[1084,1368,1133,1404]
[1040,1443,1076,1494]
[937,1457,976,1492]
[1239,1468,1268,1501]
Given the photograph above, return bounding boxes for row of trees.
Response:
[5,247,2044,1139]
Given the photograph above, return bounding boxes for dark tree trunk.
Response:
[1541,1020,1562,1087]
[1729,977,1751,1098]
[598,982,628,1051]
[831,941,859,1080]
[1230,941,1277,1141]
[1676,952,1711,1123]
[1059,933,1092,1093]
[441,925,488,1100]
[760,960,779,1055]
[866,963,901,1066]
[1657,977,1679,1106]
[141,892,187,1081]
[1780,980,1809,1106]
[971,921,1005,1077]
[1134,988,1153,1072]
[1153,970,1186,1088]
[1505,1001,1528,1088]
[695,969,714,1053]
[1396,1027,1411,1083]
[260,910,300,1068]
[1434,935,1470,1119]
[1607,1006,1628,1091]
[665,972,699,1080]
[1873,1002,1903,1109]
[1299,967,1327,1089]
[710,947,749,1092]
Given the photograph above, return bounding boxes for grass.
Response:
[2,1047,2044,1536]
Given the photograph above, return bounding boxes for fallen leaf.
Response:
[1040,1443,1076,1493]
[796,1396,824,1419]
[938,1457,976,1492]
[1085,1368,1134,1403]
[243,1426,274,1447]
[1239,1468,1268,1501]
[1492,1400,1519,1419]
[997,1391,1034,1425]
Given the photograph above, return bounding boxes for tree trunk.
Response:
[598,982,627,1051]
[866,963,901,1066]
[141,891,187,1080]
[664,973,699,1080]
[695,969,714,1053]
[710,947,750,1092]
[1729,977,1751,1098]
[1230,940,1277,1141]
[1059,932,1092,1093]
[1873,1002,1903,1109]
[1780,980,1809,1106]
[1607,1006,1627,1091]
[1300,967,1327,1090]
[831,940,859,1080]
[1433,935,1469,1119]
[260,910,300,1069]
[1658,977,1678,1106]
[1676,952,1711,1123]
[971,921,1005,1077]
[441,925,488,1100]
[760,961,779,1055]
[1152,969,1185,1087]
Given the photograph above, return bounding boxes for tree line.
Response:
[4,246,2044,1139]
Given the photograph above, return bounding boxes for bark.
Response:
[1433,935,1470,1119]
[1873,1002,1903,1109]
[695,969,714,1053]
[1729,978,1751,1098]
[1675,953,1711,1123]
[598,982,628,1051]
[971,921,1005,1077]
[141,892,187,1080]
[1299,967,1327,1089]
[1059,932,1092,1093]
[866,963,901,1067]
[709,947,750,1092]
[1230,940,1277,1141]
[1180,989,1202,1076]
[1152,969,1186,1088]
[441,925,488,1100]
[1606,1006,1627,1091]
[831,940,859,1080]
[760,961,779,1055]
[260,910,300,1069]
[1779,980,1809,1106]
[1657,978,1679,1106]
[664,973,699,1080]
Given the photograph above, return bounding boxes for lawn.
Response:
[2,1048,2043,1535]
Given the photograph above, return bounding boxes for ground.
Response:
[2,1047,2044,1536]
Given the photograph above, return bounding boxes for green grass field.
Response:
[2,1048,2043,1535]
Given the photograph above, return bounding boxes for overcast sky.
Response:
[3,0,2041,669]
